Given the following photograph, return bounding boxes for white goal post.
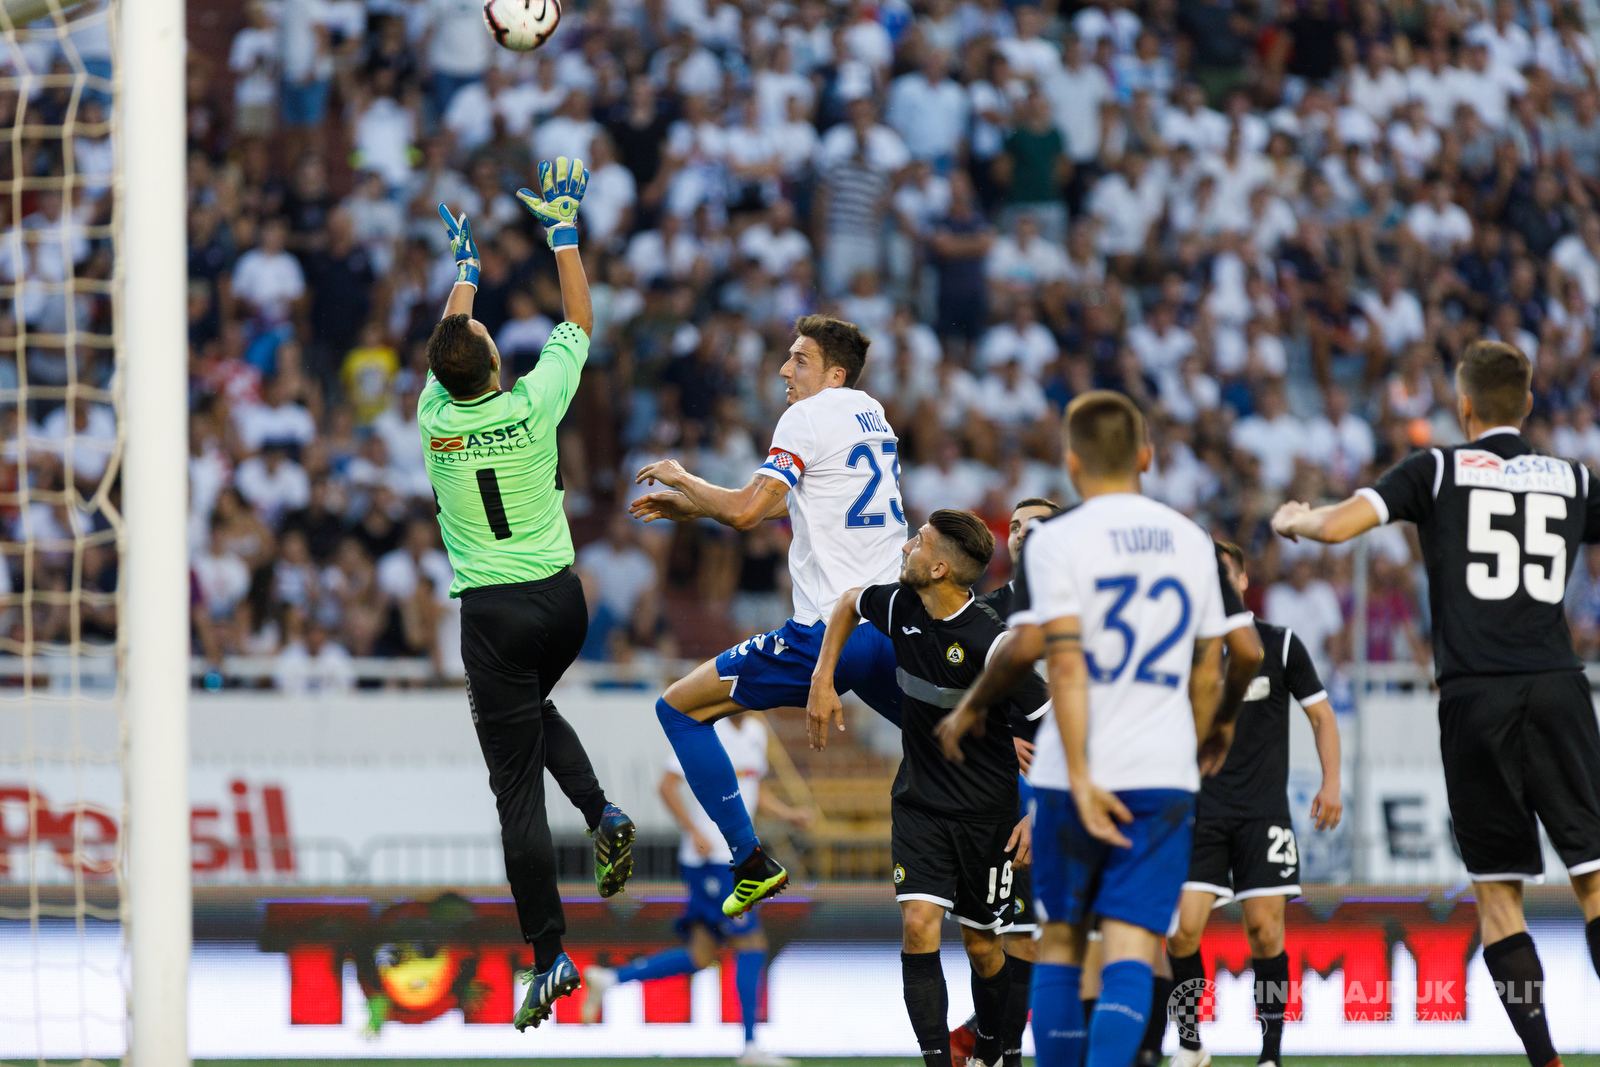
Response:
[119,0,189,1061]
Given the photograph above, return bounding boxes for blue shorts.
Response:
[1032,786,1195,936]
[675,862,760,940]
[714,618,903,727]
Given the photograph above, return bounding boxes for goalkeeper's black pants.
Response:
[459,567,610,957]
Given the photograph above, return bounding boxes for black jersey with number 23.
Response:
[1367,429,1600,682]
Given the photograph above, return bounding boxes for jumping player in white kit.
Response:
[629,315,907,917]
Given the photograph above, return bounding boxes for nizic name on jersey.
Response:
[1453,450,1576,497]
[427,418,535,462]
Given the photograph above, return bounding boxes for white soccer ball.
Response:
[482,0,562,52]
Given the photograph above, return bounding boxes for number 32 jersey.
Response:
[754,387,906,625]
[1013,492,1231,794]
[1361,427,1600,683]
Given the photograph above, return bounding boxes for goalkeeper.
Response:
[425,157,630,1030]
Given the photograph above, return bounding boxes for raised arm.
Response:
[631,464,791,531]
[518,156,593,335]
[807,586,864,749]
[438,205,479,320]
[1272,494,1382,544]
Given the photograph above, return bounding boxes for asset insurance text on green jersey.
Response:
[418,321,586,596]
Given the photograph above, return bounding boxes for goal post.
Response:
[119,0,190,1061]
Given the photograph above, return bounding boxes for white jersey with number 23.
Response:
[753,387,906,625]
[1018,493,1231,794]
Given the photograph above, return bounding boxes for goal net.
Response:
[0,1,154,1062]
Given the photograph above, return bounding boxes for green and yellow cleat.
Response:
[590,803,635,898]
[722,844,788,917]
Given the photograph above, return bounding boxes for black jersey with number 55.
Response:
[1363,429,1600,683]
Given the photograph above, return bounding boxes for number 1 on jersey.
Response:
[477,468,514,540]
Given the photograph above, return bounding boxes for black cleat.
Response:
[514,952,581,1031]
[722,844,788,916]
[590,803,635,897]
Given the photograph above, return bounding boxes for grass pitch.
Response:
[19,1059,1600,1066]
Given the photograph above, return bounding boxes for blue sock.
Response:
[1088,960,1153,1067]
[736,949,764,1043]
[614,946,698,985]
[1030,962,1084,1067]
[655,698,758,864]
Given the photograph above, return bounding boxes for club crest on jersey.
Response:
[893,864,906,885]
[1454,450,1576,496]
[945,643,965,665]
[1245,676,1271,702]
[772,452,795,470]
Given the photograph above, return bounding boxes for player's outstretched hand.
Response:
[1013,736,1035,776]
[517,156,588,249]
[1311,782,1343,831]
[438,204,481,288]
[628,489,700,523]
[1006,813,1032,868]
[934,703,986,762]
[806,683,846,750]
[1072,781,1133,848]
[1271,500,1311,542]
[1197,719,1237,776]
[636,458,691,490]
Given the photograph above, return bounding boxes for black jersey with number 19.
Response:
[1364,428,1600,683]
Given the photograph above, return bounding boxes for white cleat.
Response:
[736,1042,797,1067]
[965,1058,997,1067]
[1170,1049,1212,1067]
[579,965,616,1024]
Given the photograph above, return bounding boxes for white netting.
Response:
[0,1,124,1063]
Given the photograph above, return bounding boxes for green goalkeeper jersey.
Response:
[418,320,588,597]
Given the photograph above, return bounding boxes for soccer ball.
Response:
[482,0,562,52]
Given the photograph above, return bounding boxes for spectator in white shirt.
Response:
[1265,556,1346,679]
[581,132,638,248]
[536,89,602,166]
[1406,44,1465,129]
[229,1,279,138]
[885,48,969,166]
[816,98,913,173]
[1405,179,1474,259]
[1455,41,1525,130]
[1127,301,1196,379]
[974,353,1051,429]
[1466,0,1534,75]
[985,213,1068,295]
[275,612,356,695]
[576,512,663,660]
[235,446,312,527]
[193,518,252,622]
[1359,263,1426,356]
[978,299,1059,377]
[626,212,704,284]
[754,42,814,129]
[739,199,812,277]
[1350,41,1409,122]
[1230,384,1306,489]
[1045,34,1113,164]
[1551,211,1600,309]
[1555,402,1600,469]
[424,0,492,118]
[377,521,454,603]
[231,217,305,325]
[903,438,997,517]
[1160,82,1231,155]
[1303,385,1377,489]
[1387,99,1442,183]
[37,399,116,487]
[999,4,1063,80]
[234,375,317,455]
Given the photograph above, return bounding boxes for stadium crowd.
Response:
[16,0,1600,690]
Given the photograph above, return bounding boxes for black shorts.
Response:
[1184,811,1302,904]
[1439,671,1600,880]
[999,861,1037,934]
[892,801,1015,930]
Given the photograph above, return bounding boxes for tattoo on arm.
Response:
[1045,630,1082,648]
[1192,637,1217,665]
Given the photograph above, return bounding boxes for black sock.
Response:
[1137,974,1175,1063]
[532,933,564,975]
[1081,996,1096,1024]
[1483,932,1558,1067]
[903,950,951,1067]
[971,957,1011,1064]
[1253,953,1290,1063]
[1587,916,1600,982]
[1001,956,1033,1067]
[1169,950,1206,1051]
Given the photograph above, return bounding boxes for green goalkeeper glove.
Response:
[518,156,588,249]
[438,204,480,288]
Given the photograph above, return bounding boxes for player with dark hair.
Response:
[1145,541,1343,1067]
[941,390,1238,1067]
[628,314,907,917]
[423,158,635,1030]
[1274,339,1600,1067]
[808,509,1049,1067]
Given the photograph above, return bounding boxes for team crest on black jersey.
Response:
[893,864,906,885]
[945,643,965,665]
